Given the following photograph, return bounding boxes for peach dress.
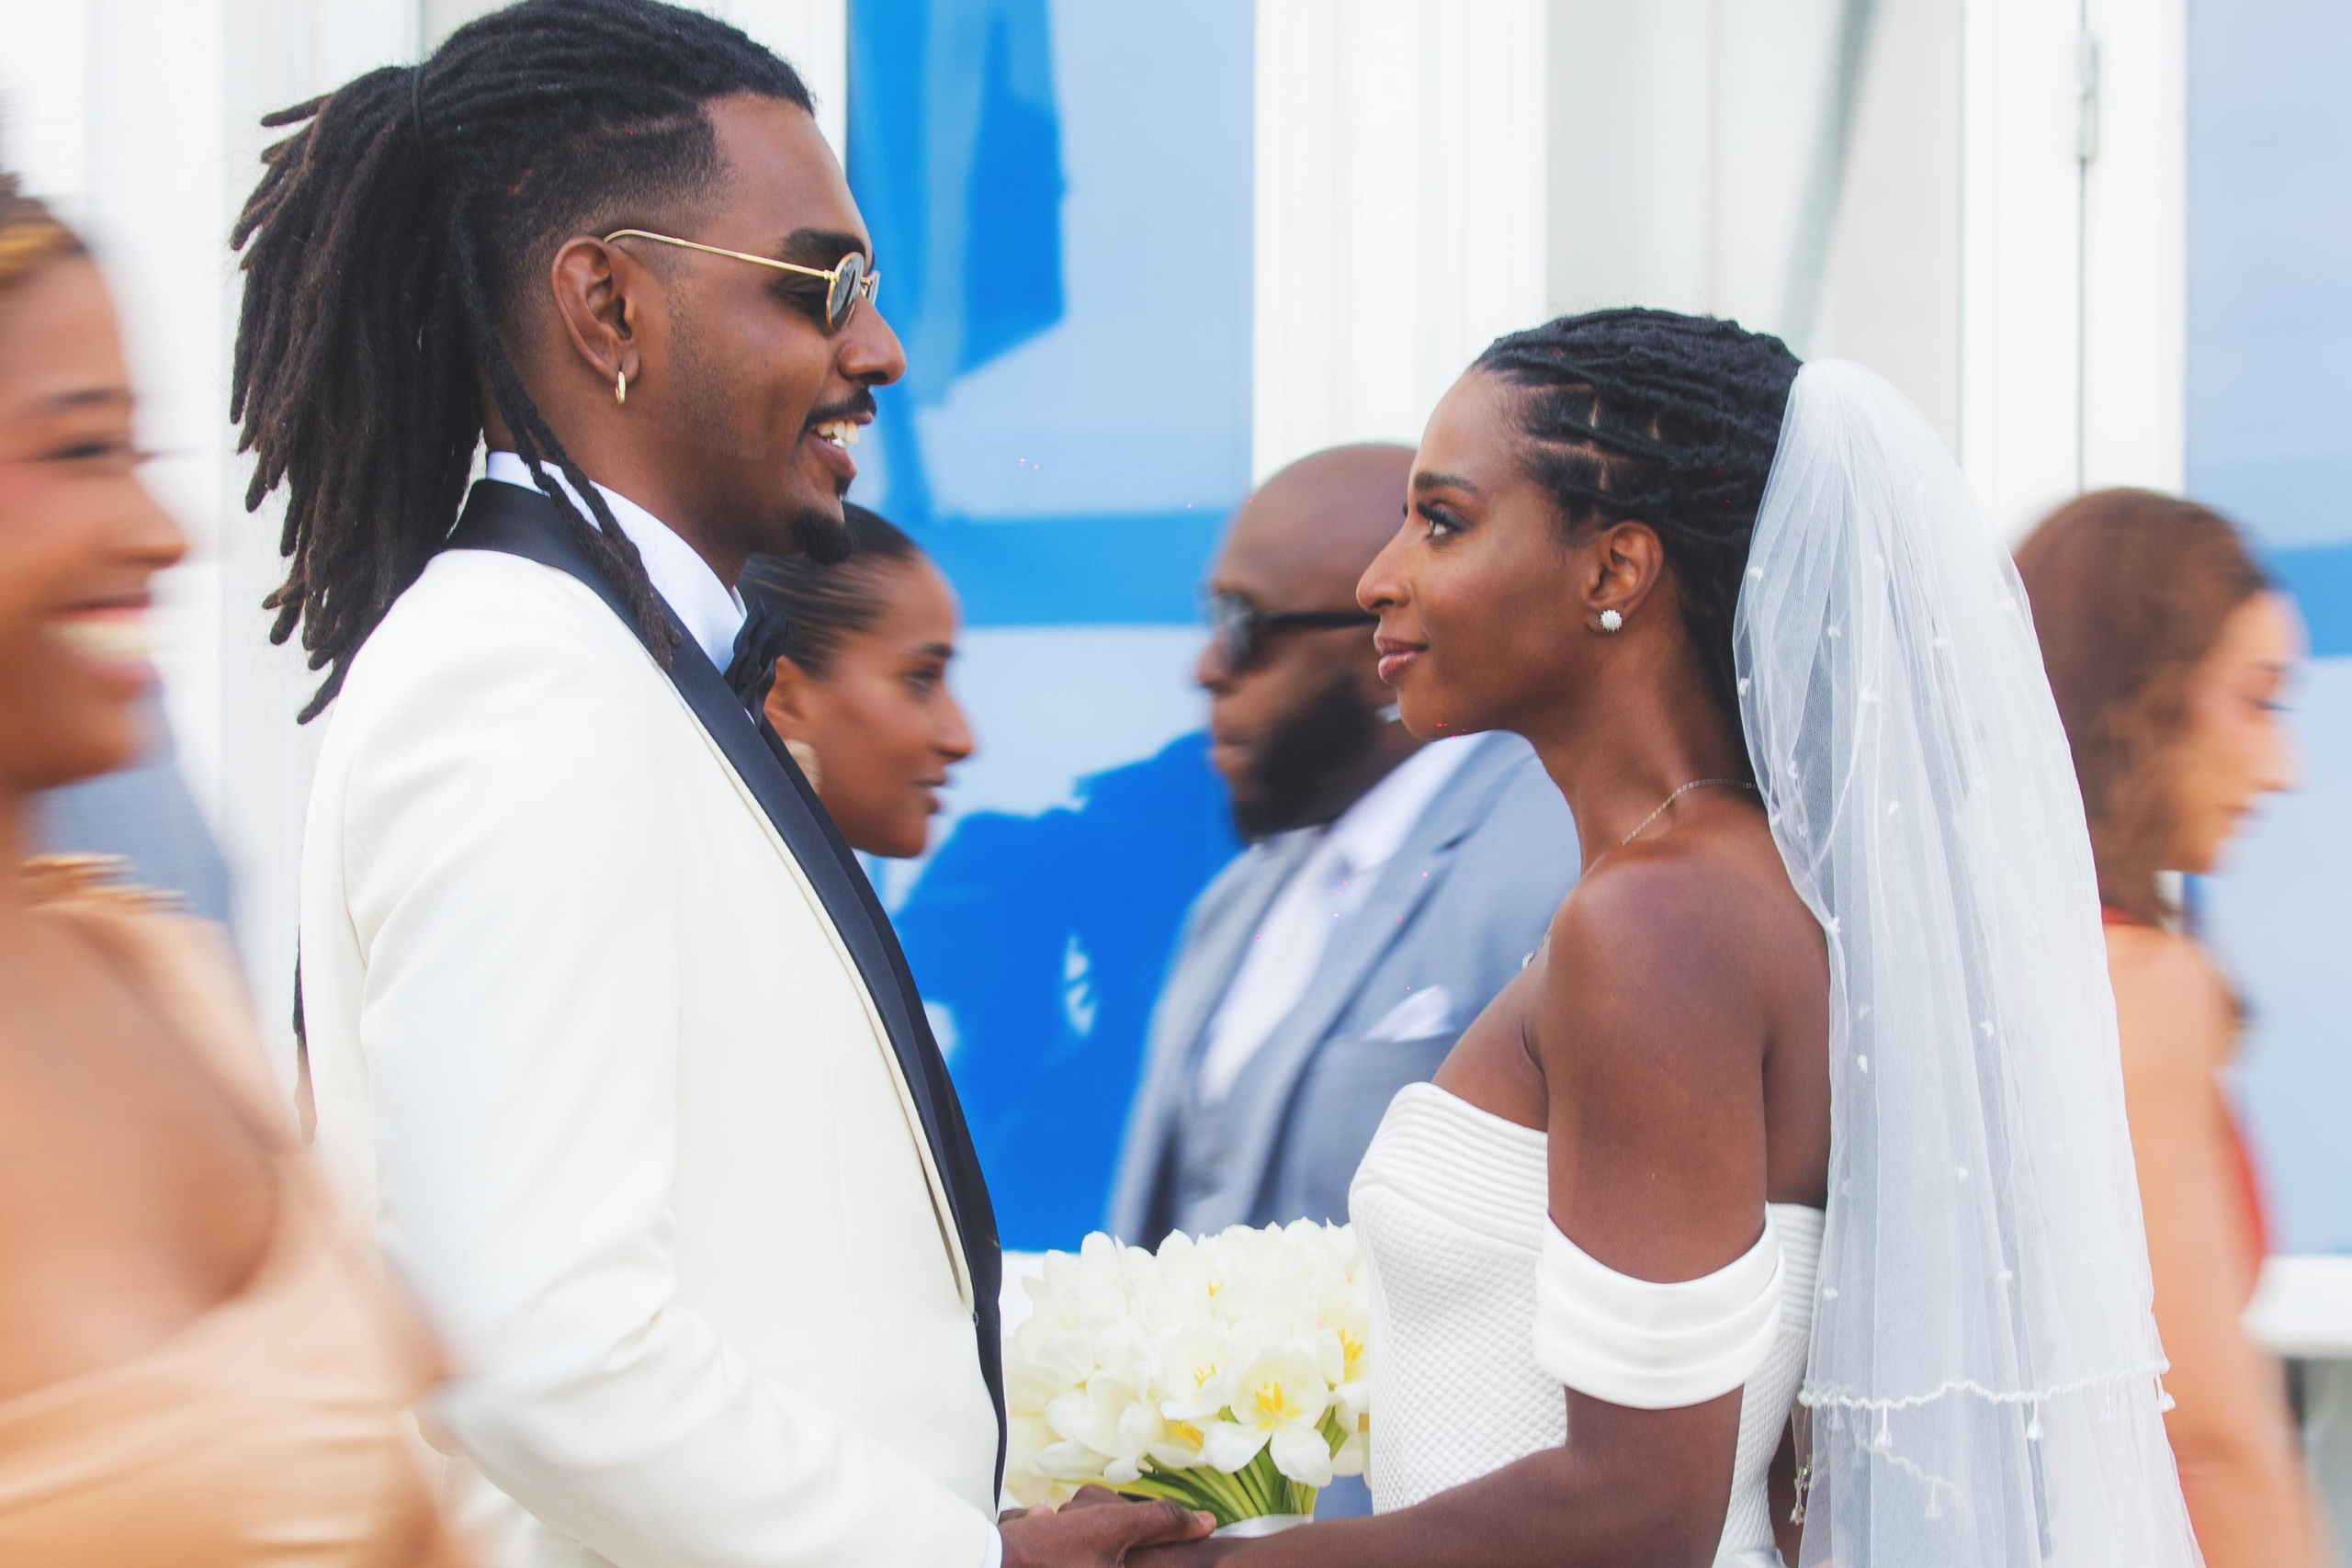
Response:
[0,861,470,1566]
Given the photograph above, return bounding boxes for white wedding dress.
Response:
[1351,1082,1822,1566]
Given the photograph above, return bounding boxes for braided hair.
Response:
[740,504,923,678]
[231,0,813,719]
[1473,308,1801,727]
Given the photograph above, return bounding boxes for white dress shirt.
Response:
[1196,734,1480,1102]
[484,451,746,670]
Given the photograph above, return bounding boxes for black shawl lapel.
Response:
[446,479,1007,1479]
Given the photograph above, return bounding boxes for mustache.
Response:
[805,389,877,427]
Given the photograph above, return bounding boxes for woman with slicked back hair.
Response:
[0,174,472,1566]
[741,504,977,861]
[234,4,1204,1565]
[1142,311,2199,1568]
[2018,490,2324,1568]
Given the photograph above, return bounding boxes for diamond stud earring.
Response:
[1599,608,1624,633]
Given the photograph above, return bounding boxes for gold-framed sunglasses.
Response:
[602,229,880,333]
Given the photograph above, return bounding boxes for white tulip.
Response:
[1157,1324,1238,1424]
[1203,1341,1336,1487]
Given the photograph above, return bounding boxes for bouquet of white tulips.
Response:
[1004,1221,1371,1530]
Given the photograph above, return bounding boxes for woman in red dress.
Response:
[2018,488,2324,1568]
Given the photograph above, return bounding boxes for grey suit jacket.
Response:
[1108,733,1579,1245]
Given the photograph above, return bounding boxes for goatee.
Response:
[793,501,853,565]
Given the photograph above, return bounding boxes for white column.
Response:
[1958,0,2088,539]
[1544,0,1720,321]
[1544,0,1964,450]
[2078,0,2186,496]
[1251,0,1549,483]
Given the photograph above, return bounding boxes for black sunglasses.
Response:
[1205,588,1378,671]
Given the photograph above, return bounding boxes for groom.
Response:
[253,5,1202,1565]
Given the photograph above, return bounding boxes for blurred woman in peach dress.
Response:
[2018,488,2329,1568]
[0,175,470,1565]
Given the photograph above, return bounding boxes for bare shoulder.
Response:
[2106,926,2234,1073]
[1542,817,1812,1029]
[1535,815,1817,1271]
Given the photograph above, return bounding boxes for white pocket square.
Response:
[1363,985,1454,1043]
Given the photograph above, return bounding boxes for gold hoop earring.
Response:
[785,738,822,792]
[615,368,628,407]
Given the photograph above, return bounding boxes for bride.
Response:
[1137,310,2200,1566]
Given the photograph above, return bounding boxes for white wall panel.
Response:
[1546,0,1724,319]
[1252,0,1549,480]
[1545,0,1962,452]
[1959,0,2086,538]
[1810,0,1963,445]
[2080,0,2186,496]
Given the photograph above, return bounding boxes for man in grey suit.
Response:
[1109,444,1579,1251]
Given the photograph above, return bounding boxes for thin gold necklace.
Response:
[1619,778,1756,847]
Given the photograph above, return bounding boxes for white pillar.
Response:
[1544,0,1963,451]
[1959,0,2088,540]
[1251,0,1549,483]
[1544,0,1721,321]
[2079,0,2186,496]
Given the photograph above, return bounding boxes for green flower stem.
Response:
[1239,1461,1277,1518]
[1117,1450,1324,1529]
[1119,1461,1255,1526]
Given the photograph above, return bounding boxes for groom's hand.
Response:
[999,1487,1215,1567]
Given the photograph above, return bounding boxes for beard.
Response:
[791,499,852,564]
[1230,671,1384,840]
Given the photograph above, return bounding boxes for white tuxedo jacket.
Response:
[300,496,1000,1567]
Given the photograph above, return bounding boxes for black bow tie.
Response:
[724,603,793,716]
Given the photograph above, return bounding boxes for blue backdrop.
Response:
[2188,0,2352,1254]
[845,0,1253,1250]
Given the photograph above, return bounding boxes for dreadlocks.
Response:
[231,0,813,719]
[1474,308,1801,729]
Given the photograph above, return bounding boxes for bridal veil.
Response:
[1735,361,2201,1566]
